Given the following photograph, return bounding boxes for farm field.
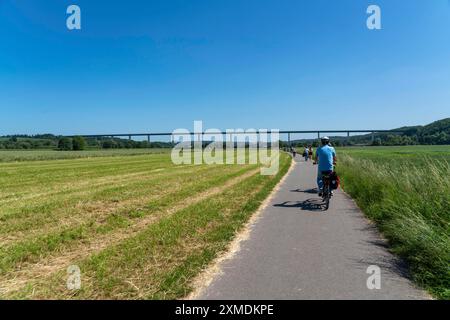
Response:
[0,151,291,299]
[339,145,450,162]
[337,145,450,299]
[0,148,171,162]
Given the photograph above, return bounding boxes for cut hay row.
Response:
[0,151,291,299]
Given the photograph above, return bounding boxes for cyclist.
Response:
[303,146,309,161]
[314,137,337,196]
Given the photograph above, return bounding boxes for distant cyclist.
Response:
[303,146,309,161]
[314,137,337,196]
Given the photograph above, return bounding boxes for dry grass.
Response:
[0,151,291,299]
[0,168,259,296]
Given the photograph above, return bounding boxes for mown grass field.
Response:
[0,149,170,162]
[337,145,450,299]
[0,150,291,299]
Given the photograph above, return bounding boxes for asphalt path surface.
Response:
[198,156,429,300]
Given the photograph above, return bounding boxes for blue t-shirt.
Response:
[316,145,336,172]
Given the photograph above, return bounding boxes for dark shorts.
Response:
[321,170,333,179]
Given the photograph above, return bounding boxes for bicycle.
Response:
[320,171,333,210]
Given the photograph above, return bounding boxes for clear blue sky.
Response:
[1,0,449,135]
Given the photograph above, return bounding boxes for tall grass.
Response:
[339,154,450,299]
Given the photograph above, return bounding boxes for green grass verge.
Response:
[338,147,450,299]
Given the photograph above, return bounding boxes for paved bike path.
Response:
[197,157,429,300]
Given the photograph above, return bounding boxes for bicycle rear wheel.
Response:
[322,185,330,210]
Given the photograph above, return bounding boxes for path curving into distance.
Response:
[195,156,429,300]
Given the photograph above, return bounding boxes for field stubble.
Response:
[0,151,291,299]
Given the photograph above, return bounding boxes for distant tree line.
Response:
[286,118,450,147]
[368,119,450,146]
[0,136,55,150]
[1,118,449,150]
[0,134,174,151]
[57,136,86,151]
[93,139,172,149]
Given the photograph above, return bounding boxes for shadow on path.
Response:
[274,198,324,211]
[290,188,318,194]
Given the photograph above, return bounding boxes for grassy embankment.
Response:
[0,150,290,299]
[338,146,450,299]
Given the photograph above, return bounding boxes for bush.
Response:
[372,138,382,146]
[101,140,116,149]
[72,136,86,151]
[58,138,73,151]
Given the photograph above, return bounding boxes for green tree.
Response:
[58,137,73,151]
[101,140,116,149]
[72,136,86,150]
[372,138,382,146]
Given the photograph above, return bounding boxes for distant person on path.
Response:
[308,145,313,162]
[303,146,309,161]
[290,146,296,158]
[314,137,337,196]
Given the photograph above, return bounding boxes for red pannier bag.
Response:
[330,172,340,190]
